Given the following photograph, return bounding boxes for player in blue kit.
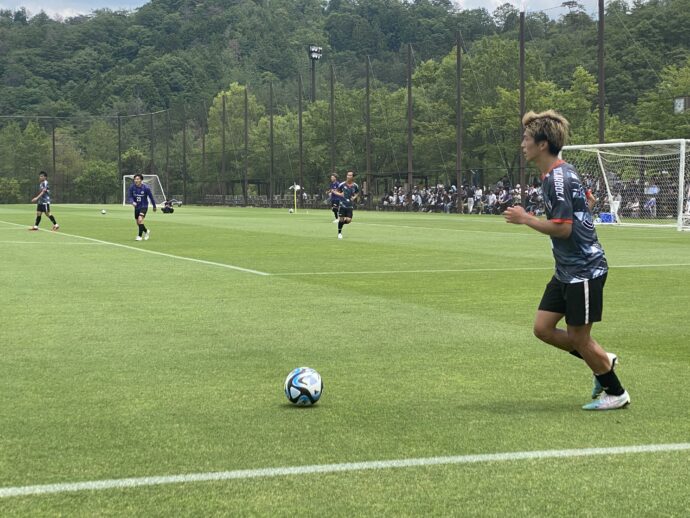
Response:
[327,173,341,223]
[29,171,59,231]
[127,174,157,241]
[332,171,359,240]
[504,110,629,411]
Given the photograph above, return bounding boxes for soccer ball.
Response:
[284,367,323,406]
[101,209,107,215]
[288,208,294,213]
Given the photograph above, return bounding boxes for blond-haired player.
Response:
[504,110,629,410]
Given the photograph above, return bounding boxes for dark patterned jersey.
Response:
[329,181,340,202]
[38,180,50,204]
[337,181,360,209]
[542,160,608,283]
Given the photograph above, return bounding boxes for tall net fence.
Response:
[0,112,170,204]
[1,80,586,210]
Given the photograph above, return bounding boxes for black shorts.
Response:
[36,203,50,213]
[331,199,341,209]
[135,208,148,220]
[338,207,353,219]
[538,273,607,326]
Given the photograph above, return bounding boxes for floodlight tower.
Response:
[308,45,322,102]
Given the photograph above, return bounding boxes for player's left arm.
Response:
[147,186,157,211]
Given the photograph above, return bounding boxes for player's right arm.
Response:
[504,205,572,239]
[31,183,47,203]
[332,187,344,198]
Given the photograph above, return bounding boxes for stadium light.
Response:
[308,45,323,60]
[308,45,323,102]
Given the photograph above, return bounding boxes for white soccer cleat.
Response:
[144,230,150,240]
[582,390,630,411]
[592,352,618,399]
[29,226,38,231]
[337,233,343,239]
[52,224,59,231]
[135,236,143,241]
[333,219,338,223]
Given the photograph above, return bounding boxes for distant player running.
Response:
[333,171,359,240]
[30,171,59,231]
[504,110,629,411]
[328,173,340,223]
[127,174,157,241]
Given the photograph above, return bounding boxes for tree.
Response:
[0,177,21,203]
[73,160,119,203]
[121,148,146,175]
[632,57,690,141]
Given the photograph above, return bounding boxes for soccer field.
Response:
[1,204,689,516]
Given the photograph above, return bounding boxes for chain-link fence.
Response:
[0,75,538,208]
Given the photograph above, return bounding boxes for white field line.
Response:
[2,443,689,498]
[0,220,269,277]
[4,220,688,278]
[0,241,105,245]
[272,263,690,276]
[274,266,555,276]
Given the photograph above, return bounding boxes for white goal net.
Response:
[561,139,690,230]
[122,175,167,206]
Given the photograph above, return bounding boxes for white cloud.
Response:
[458,0,600,17]
[0,1,145,18]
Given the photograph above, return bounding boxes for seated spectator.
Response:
[644,197,657,218]
[497,188,513,214]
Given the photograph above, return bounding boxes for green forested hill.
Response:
[1,0,688,118]
[0,0,689,202]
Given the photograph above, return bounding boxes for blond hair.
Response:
[522,110,570,155]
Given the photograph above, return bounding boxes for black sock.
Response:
[594,370,625,396]
[48,215,57,225]
[138,224,144,236]
[35,216,41,226]
[333,209,338,219]
[569,350,583,359]
[338,221,343,233]
[142,224,147,233]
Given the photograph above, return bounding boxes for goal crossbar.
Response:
[561,139,690,231]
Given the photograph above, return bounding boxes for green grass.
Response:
[1,204,689,516]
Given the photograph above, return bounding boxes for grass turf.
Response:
[1,204,689,516]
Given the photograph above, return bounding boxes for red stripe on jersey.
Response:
[551,218,573,224]
[541,159,566,181]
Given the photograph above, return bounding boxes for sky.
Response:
[0,0,603,20]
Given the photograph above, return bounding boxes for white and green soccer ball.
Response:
[101,209,107,215]
[284,367,323,406]
[288,208,294,213]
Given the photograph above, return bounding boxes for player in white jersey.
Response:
[30,171,59,231]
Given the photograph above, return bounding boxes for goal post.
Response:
[561,139,690,231]
[122,175,167,206]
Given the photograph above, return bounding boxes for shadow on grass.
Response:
[453,397,592,415]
